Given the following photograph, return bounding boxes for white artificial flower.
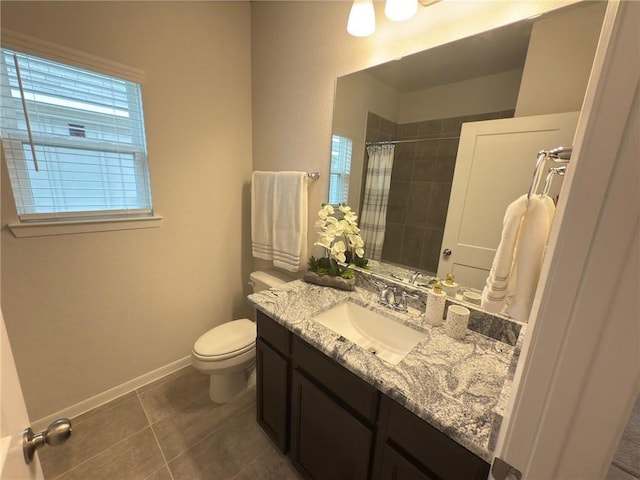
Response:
[318,204,335,219]
[331,240,347,263]
[312,203,366,268]
[314,236,333,250]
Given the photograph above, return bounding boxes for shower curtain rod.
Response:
[366,136,460,146]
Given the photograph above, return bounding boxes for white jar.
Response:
[425,283,447,326]
[444,305,470,340]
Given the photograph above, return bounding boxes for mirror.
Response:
[330,2,606,291]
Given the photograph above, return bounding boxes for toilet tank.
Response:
[249,269,293,293]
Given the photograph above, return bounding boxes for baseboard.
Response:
[31,355,191,432]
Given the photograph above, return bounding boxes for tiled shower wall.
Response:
[364,111,514,274]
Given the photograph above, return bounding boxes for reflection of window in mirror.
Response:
[329,134,352,204]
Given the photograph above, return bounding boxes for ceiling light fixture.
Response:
[385,0,419,22]
[347,0,442,37]
[347,0,376,37]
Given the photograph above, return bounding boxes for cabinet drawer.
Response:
[256,310,291,355]
[381,396,489,480]
[292,336,379,423]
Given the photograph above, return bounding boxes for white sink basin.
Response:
[312,301,426,365]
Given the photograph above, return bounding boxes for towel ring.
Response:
[528,146,572,199]
[527,151,548,199]
[541,165,566,197]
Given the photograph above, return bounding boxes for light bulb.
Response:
[384,0,418,22]
[347,0,376,37]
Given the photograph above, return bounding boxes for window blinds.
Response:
[0,48,153,220]
[329,134,352,205]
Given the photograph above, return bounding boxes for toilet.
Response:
[191,269,292,404]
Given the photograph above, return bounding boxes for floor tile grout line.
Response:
[136,389,176,480]
[47,423,153,480]
[136,388,211,427]
[227,442,276,480]
[162,400,256,465]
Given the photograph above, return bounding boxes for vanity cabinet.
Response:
[373,395,490,480]
[256,311,490,480]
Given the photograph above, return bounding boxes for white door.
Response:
[491,1,639,478]
[437,112,579,289]
[1,311,43,479]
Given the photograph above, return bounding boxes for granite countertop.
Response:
[247,279,517,463]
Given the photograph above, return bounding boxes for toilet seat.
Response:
[192,319,256,361]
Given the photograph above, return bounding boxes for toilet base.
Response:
[208,368,252,404]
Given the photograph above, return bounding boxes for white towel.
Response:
[542,195,556,241]
[251,171,275,261]
[481,195,527,314]
[507,195,552,321]
[272,172,308,272]
[251,171,308,272]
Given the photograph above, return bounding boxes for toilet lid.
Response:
[193,319,256,359]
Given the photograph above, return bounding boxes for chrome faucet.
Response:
[409,271,423,285]
[379,285,397,308]
[376,282,420,312]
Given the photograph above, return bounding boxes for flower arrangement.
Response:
[307,203,368,280]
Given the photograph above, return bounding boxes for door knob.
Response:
[23,418,72,464]
[442,248,452,257]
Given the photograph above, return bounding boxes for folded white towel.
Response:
[507,195,552,321]
[481,195,528,313]
[251,171,275,261]
[272,172,308,272]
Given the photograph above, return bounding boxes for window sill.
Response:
[8,215,163,238]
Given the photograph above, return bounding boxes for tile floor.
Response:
[38,367,303,480]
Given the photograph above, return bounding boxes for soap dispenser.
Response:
[442,273,458,297]
[425,282,447,326]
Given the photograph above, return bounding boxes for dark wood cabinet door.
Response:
[256,338,289,453]
[373,395,490,480]
[290,369,374,480]
[380,443,436,480]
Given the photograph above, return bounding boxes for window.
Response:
[0,48,153,222]
[329,134,352,205]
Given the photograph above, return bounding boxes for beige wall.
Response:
[1,1,253,420]
[398,69,522,123]
[515,1,606,116]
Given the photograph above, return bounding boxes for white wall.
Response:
[1,1,253,421]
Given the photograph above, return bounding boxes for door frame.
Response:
[492,1,639,478]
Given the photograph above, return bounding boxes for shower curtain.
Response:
[360,144,395,260]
